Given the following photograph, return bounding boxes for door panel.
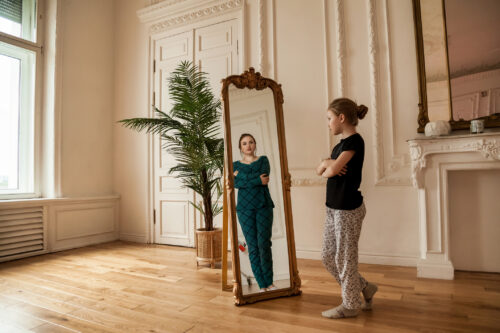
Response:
[194,20,239,231]
[195,20,239,93]
[154,31,194,247]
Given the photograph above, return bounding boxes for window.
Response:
[0,0,41,199]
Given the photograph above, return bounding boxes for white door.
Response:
[194,19,239,232]
[153,19,239,246]
[195,19,239,94]
[153,30,195,247]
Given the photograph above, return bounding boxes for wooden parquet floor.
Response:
[0,241,499,332]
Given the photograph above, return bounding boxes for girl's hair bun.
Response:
[357,105,368,119]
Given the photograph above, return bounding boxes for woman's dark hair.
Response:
[238,133,256,150]
[328,98,368,126]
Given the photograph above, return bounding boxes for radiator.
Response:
[0,206,45,261]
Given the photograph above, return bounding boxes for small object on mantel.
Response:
[470,119,485,134]
[424,120,451,137]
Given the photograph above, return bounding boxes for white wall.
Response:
[0,0,120,261]
[112,0,499,268]
[59,0,115,196]
[113,0,150,242]
[274,0,421,264]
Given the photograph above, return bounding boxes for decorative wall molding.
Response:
[290,177,326,187]
[54,204,116,241]
[49,198,119,252]
[0,195,120,207]
[289,168,327,187]
[321,0,332,111]
[258,0,265,75]
[334,0,346,97]
[146,0,187,9]
[138,0,243,34]
[0,196,120,261]
[408,132,500,279]
[408,133,500,188]
[368,0,411,186]
[367,0,384,184]
[269,0,277,80]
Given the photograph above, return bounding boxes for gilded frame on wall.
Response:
[221,68,301,305]
[412,0,500,133]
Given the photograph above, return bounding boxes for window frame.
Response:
[0,0,44,199]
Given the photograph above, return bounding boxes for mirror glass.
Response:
[444,0,500,121]
[227,85,291,295]
[420,0,452,122]
[419,0,500,123]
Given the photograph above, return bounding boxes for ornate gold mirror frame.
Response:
[412,0,500,133]
[221,68,301,305]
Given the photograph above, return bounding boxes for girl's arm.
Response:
[317,158,348,176]
[316,158,329,175]
[321,151,354,178]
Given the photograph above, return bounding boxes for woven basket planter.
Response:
[195,228,222,268]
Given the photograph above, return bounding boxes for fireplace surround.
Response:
[408,132,500,279]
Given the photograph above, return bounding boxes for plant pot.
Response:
[195,228,222,268]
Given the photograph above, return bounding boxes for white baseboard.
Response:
[296,249,322,260]
[417,260,454,279]
[296,248,418,267]
[119,233,148,243]
[359,252,418,267]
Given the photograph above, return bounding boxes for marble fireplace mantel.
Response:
[408,131,500,279]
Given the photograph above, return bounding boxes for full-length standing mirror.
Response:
[413,0,500,132]
[221,68,301,305]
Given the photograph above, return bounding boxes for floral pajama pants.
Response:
[321,202,368,309]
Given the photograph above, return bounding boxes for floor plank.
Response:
[0,241,499,332]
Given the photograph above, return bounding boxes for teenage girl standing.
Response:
[316,98,378,319]
[233,133,276,292]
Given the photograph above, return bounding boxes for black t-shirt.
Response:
[326,133,364,210]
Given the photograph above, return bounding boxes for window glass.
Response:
[0,53,20,190]
[0,0,37,42]
[0,40,36,195]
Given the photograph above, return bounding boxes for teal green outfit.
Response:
[233,155,275,289]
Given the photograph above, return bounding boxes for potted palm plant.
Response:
[119,61,224,267]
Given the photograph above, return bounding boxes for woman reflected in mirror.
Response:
[233,133,276,292]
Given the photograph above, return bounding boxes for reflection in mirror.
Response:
[222,68,301,305]
[228,86,291,295]
[414,0,500,131]
[420,0,451,122]
[444,0,500,122]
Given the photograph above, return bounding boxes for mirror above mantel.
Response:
[413,0,500,133]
